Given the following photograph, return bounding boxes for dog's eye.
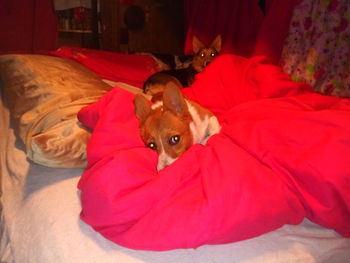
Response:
[211,52,216,57]
[147,142,157,150]
[200,53,205,57]
[168,135,180,146]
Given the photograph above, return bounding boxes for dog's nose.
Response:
[204,61,211,67]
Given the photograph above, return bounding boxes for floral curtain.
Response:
[280,0,350,97]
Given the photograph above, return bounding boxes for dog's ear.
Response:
[211,35,222,52]
[192,35,205,54]
[134,94,151,123]
[163,82,187,116]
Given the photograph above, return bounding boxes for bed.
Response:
[1,47,350,263]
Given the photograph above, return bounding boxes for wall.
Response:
[55,0,185,54]
[100,0,185,54]
[122,0,185,54]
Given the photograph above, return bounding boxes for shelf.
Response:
[59,29,93,33]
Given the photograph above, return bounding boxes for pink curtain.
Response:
[184,0,300,63]
[184,0,264,57]
[0,0,57,54]
[253,0,302,63]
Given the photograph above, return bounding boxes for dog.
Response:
[190,34,222,73]
[134,80,221,171]
[141,72,183,103]
[143,35,222,96]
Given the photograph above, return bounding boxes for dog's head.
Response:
[134,82,194,170]
[192,35,222,73]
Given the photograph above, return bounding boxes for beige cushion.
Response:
[0,54,111,168]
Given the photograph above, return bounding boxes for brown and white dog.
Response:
[143,35,222,96]
[134,79,221,171]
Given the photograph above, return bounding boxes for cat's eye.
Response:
[168,135,180,146]
[147,142,157,150]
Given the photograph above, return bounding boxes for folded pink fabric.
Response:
[52,46,160,88]
[78,54,350,250]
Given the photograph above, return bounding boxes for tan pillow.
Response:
[0,54,111,168]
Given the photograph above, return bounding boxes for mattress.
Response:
[1,85,350,263]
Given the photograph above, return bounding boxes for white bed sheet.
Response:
[1,88,350,263]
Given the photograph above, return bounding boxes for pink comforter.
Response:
[77,54,350,251]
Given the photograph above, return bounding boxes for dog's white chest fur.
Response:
[186,101,221,145]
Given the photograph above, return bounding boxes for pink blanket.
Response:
[78,54,350,251]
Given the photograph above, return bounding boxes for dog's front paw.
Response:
[201,116,221,145]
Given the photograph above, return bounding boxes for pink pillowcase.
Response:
[52,46,161,88]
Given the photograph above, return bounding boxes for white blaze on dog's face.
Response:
[192,35,222,73]
[134,84,194,170]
